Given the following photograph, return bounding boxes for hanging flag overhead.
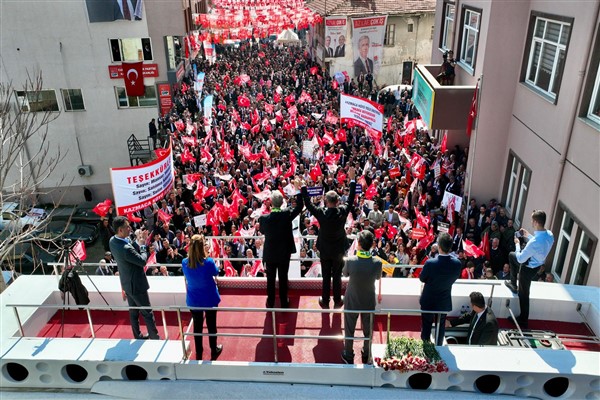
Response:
[466,82,479,137]
[122,62,144,96]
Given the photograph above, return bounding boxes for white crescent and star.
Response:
[126,69,139,85]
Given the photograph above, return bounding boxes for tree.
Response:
[0,73,67,287]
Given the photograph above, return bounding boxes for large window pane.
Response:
[523,15,571,100]
[573,257,589,285]
[116,87,128,107]
[553,236,569,277]
[27,90,59,112]
[61,89,85,111]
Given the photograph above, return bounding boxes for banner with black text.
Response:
[340,93,384,133]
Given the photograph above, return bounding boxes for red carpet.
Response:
[37,291,599,362]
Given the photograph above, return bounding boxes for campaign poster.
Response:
[324,16,347,59]
[110,143,174,215]
[351,16,387,78]
[340,93,384,133]
[158,83,172,117]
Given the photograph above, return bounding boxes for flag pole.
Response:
[464,75,483,230]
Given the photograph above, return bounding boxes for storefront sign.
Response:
[158,83,173,116]
[412,68,435,128]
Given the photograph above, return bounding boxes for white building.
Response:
[0,0,198,204]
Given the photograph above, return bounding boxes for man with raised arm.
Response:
[302,167,356,309]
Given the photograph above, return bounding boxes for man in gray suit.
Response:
[109,216,160,340]
[341,230,382,364]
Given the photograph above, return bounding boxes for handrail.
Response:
[6,302,454,363]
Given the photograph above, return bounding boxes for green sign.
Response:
[412,69,435,128]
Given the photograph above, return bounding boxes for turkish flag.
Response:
[466,82,479,137]
[144,251,156,273]
[463,239,485,258]
[440,132,448,153]
[364,183,378,200]
[309,163,323,182]
[92,199,112,217]
[122,62,144,97]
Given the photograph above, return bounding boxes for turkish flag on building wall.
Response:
[123,62,145,96]
[466,82,478,137]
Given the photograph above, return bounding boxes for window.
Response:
[458,7,481,72]
[550,206,596,285]
[408,23,413,33]
[61,89,85,111]
[503,152,531,227]
[115,86,157,108]
[384,24,395,46]
[109,38,153,62]
[523,14,571,101]
[440,2,455,51]
[586,65,600,124]
[15,90,59,112]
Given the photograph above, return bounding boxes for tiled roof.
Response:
[305,0,436,16]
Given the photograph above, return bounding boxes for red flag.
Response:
[332,80,339,90]
[92,199,112,217]
[69,240,86,264]
[238,95,251,107]
[155,148,169,158]
[309,163,323,182]
[144,251,156,273]
[466,82,479,137]
[374,227,385,239]
[232,188,248,205]
[180,147,196,164]
[224,259,237,276]
[252,109,260,125]
[126,212,142,223]
[414,206,430,228]
[387,117,393,133]
[480,231,491,260]
[462,239,485,258]
[192,202,204,213]
[122,62,144,96]
[157,209,172,225]
[386,225,398,240]
[440,132,448,153]
[335,128,347,143]
[309,66,318,75]
[417,228,435,250]
[364,183,378,200]
[337,170,347,185]
[203,186,217,198]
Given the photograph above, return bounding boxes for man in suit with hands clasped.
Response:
[446,291,499,345]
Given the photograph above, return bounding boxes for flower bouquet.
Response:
[374,337,449,373]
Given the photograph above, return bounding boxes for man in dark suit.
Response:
[341,230,382,364]
[419,232,462,345]
[109,216,160,340]
[446,291,499,345]
[353,35,374,77]
[303,167,356,309]
[334,35,346,57]
[259,181,303,308]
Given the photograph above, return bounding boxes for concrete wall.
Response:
[0,1,165,204]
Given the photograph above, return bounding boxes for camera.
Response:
[515,231,522,238]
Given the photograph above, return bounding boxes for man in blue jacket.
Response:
[419,232,462,345]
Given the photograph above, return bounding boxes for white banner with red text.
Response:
[351,16,387,78]
[110,144,174,215]
[324,16,347,59]
[340,93,384,133]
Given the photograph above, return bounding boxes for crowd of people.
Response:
[97,41,519,283]
[94,40,557,358]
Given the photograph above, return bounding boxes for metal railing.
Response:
[6,302,451,363]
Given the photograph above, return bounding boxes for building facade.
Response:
[0,0,194,204]
[306,0,436,85]
[429,0,600,286]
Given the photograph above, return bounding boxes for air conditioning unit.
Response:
[78,165,93,177]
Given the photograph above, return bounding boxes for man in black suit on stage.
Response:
[259,180,303,308]
[419,232,462,345]
[303,167,356,309]
[446,291,499,345]
[353,35,374,77]
[109,216,160,340]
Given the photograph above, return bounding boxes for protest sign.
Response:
[340,94,384,133]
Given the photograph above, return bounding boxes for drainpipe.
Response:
[549,2,600,227]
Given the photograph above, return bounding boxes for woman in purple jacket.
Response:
[182,235,223,361]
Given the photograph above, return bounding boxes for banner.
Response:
[351,16,387,78]
[307,186,324,197]
[110,142,174,215]
[324,16,347,58]
[203,95,213,122]
[158,83,172,117]
[340,93,384,133]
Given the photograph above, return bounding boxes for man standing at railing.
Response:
[342,230,382,364]
[259,179,303,308]
[419,232,462,345]
[303,167,356,309]
[109,216,160,340]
